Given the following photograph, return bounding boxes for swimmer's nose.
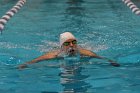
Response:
[70,42,74,47]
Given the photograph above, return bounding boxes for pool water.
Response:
[0,0,140,93]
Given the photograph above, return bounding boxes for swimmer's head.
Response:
[60,32,78,56]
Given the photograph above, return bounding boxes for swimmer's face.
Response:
[62,39,78,56]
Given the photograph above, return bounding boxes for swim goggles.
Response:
[63,40,77,46]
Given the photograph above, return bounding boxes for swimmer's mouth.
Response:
[69,49,75,53]
[68,49,76,55]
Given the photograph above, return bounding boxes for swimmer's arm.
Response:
[18,50,60,69]
[79,48,120,67]
[79,48,100,58]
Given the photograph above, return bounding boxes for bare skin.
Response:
[19,39,120,69]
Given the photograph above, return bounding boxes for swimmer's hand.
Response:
[110,62,120,67]
[18,64,28,69]
[108,60,120,67]
[97,56,120,67]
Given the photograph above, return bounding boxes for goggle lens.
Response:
[63,40,77,46]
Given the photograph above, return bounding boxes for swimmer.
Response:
[19,32,120,69]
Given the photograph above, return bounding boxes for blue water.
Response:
[0,0,140,93]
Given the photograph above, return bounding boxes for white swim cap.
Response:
[60,32,76,47]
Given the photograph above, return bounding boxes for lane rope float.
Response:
[122,0,140,15]
[0,0,26,34]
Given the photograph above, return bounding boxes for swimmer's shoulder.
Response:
[78,47,97,57]
[78,47,88,55]
[45,49,61,57]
